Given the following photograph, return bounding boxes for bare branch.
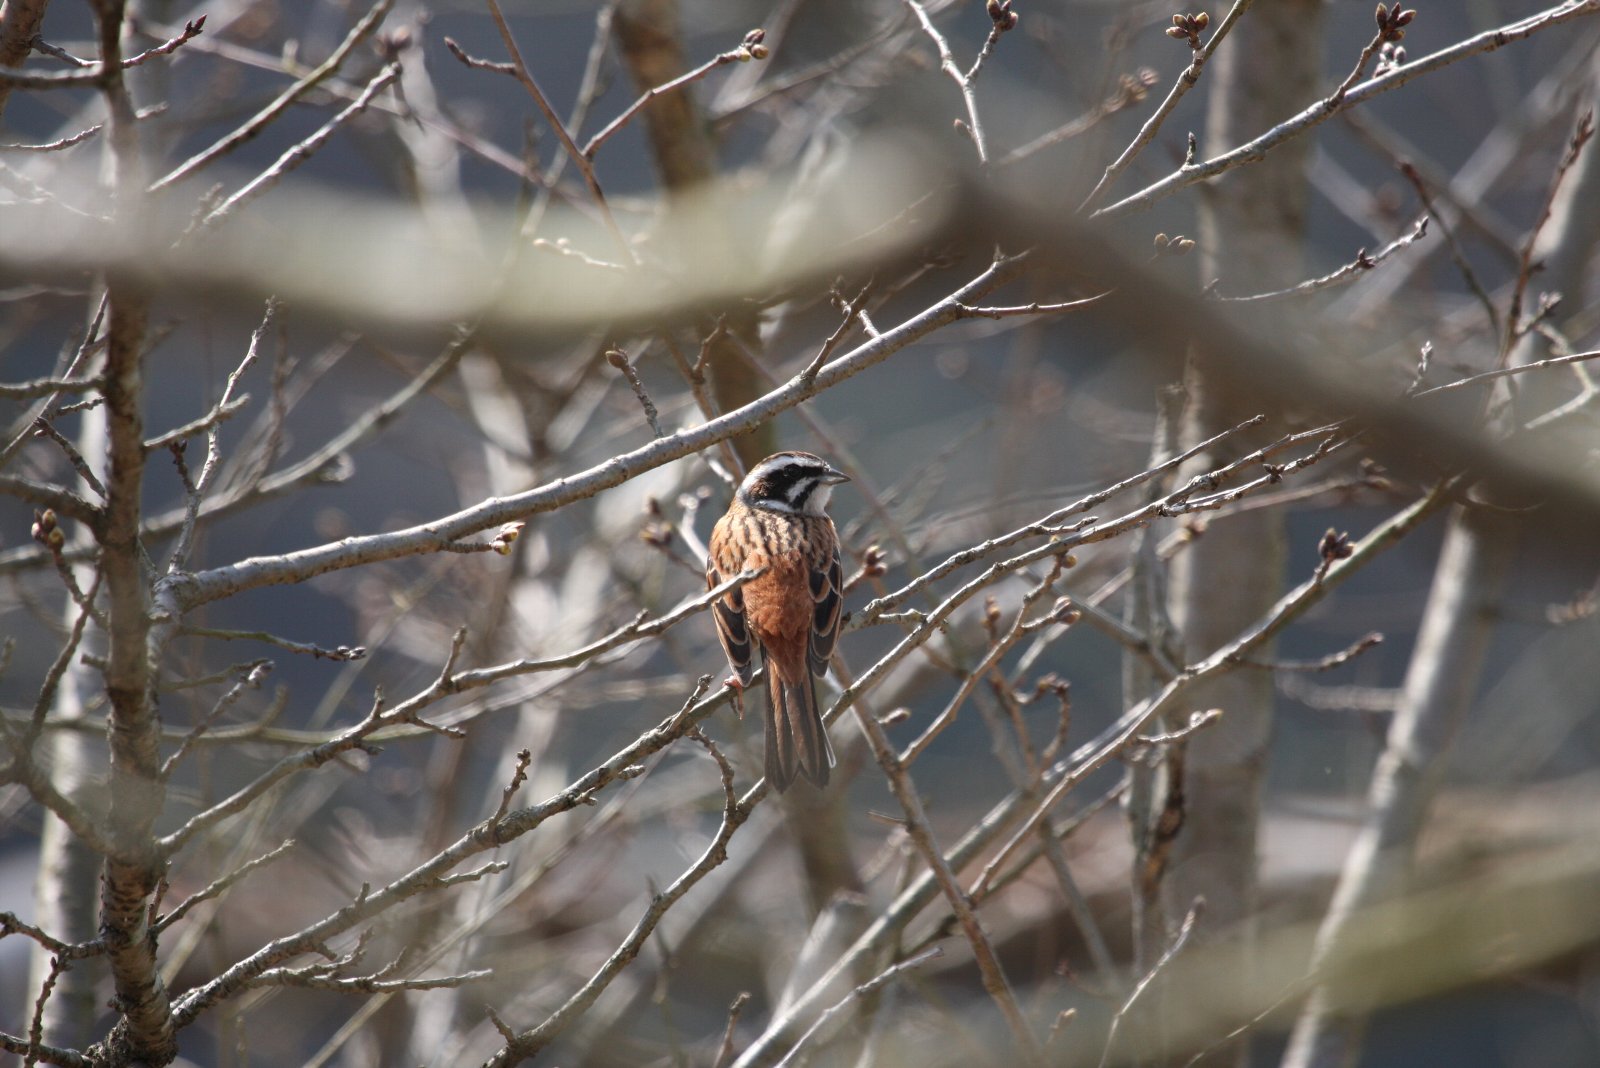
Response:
[168,259,1020,610]
[1099,898,1205,1068]
[1212,216,1429,302]
[773,947,944,1068]
[0,374,99,399]
[1238,633,1383,673]
[1095,1,1600,219]
[481,0,633,259]
[971,480,1457,899]
[1409,348,1600,399]
[449,566,765,690]
[1080,0,1254,210]
[487,687,750,1065]
[0,475,101,526]
[149,0,396,191]
[606,347,664,438]
[0,18,204,90]
[582,28,768,160]
[153,839,295,934]
[197,62,401,229]
[141,395,250,452]
[904,0,993,162]
[853,687,1043,1061]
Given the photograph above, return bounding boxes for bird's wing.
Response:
[707,546,755,686]
[807,538,844,677]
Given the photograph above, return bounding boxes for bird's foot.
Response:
[722,674,747,718]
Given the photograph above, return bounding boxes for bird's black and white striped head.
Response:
[736,451,850,516]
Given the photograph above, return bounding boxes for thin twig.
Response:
[486,681,748,1064]
[1094,1,1600,218]
[154,840,296,934]
[31,418,106,500]
[1098,898,1205,1068]
[442,37,515,77]
[1212,216,1428,302]
[1505,109,1594,355]
[853,701,1043,1062]
[1079,0,1253,211]
[198,62,400,229]
[150,0,394,190]
[0,374,99,399]
[0,18,205,88]
[1328,30,1387,108]
[904,0,990,162]
[448,567,764,689]
[483,0,634,260]
[179,625,366,661]
[712,992,752,1068]
[158,663,274,779]
[166,299,276,572]
[772,948,945,1068]
[1398,161,1500,338]
[1237,633,1383,672]
[491,750,534,825]
[800,282,874,381]
[1409,348,1600,399]
[582,29,767,159]
[954,293,1109,319]
[142,396,250,452]
[606,348,664,437]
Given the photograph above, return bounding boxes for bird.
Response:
[706,451,849,791]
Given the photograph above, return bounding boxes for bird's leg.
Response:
[722,674,747,719]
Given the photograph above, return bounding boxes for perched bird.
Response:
[706,451,849,791]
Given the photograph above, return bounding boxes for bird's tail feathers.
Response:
[764,662,834,792]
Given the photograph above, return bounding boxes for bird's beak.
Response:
[823,465,851,485]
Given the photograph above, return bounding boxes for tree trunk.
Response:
[1165,5,1323,1064]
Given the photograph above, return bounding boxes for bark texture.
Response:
[1163,5,1324,1064]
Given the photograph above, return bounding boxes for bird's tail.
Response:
[764,659,835,792]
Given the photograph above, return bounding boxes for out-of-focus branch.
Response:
[483,0,631,259]
[0,475,102,526]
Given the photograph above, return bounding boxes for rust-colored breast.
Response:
[712,508,830,679]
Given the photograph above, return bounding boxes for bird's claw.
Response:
[722,674,747,718]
